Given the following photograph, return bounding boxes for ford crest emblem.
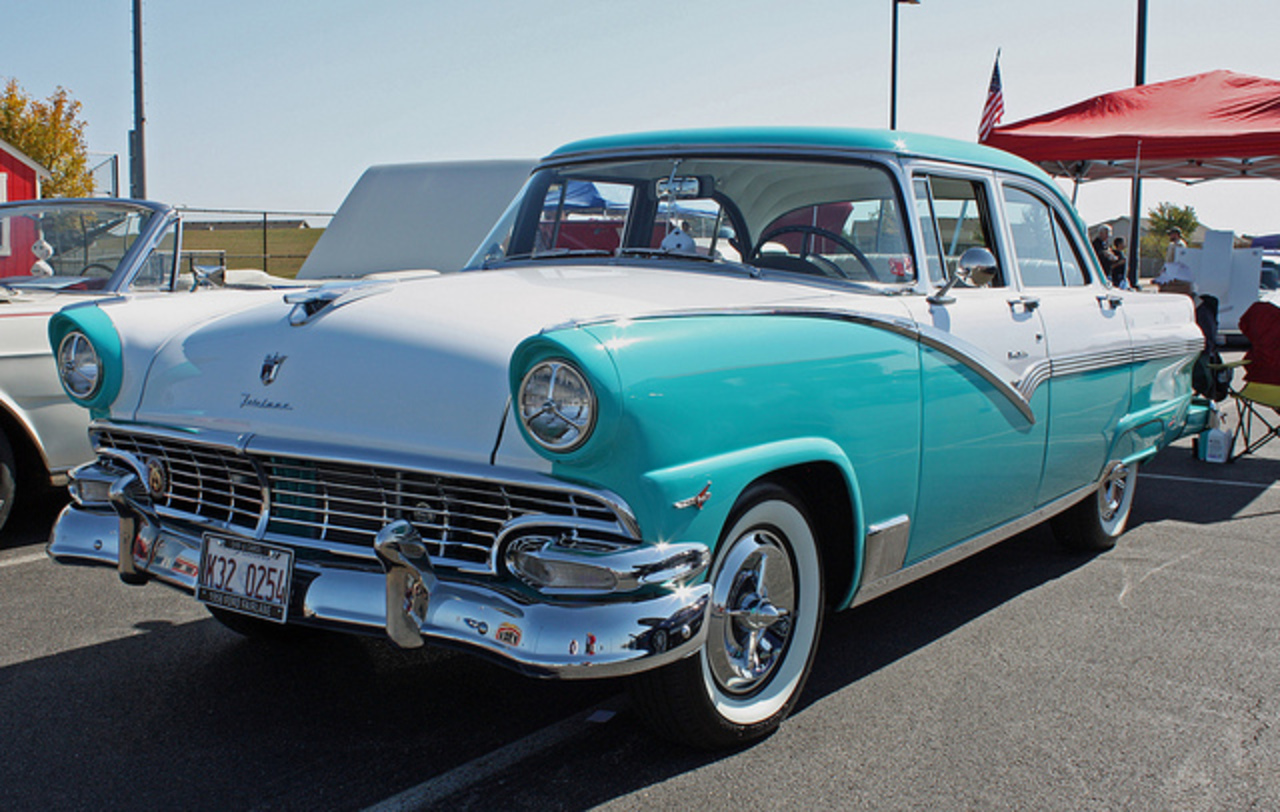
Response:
[144,457,168,498]
[261,353,287,385]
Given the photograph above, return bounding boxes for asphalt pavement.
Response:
[2,400,1278,811]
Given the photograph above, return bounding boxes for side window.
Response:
[913,174,1002,287]
[1051,214,1088,287]
[912,178,945,284]
[1002,185,1088,288]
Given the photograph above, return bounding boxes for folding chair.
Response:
[1224,301,1280,461]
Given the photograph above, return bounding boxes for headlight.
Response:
[57,331,102,399]
[518,359,596,451]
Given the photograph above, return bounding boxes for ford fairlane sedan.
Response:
[47,128,1206,748]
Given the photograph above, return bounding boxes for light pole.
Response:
[890,0,920,130]
[130,0,146,199]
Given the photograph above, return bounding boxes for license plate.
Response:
[196,534,294,623]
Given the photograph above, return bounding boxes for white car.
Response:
[0,162,531,534]
[0,199,264,532]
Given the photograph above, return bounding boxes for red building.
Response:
[0,137,51,277]
[1,136,50,202]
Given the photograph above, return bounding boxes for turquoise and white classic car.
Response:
[47,128,1206,748]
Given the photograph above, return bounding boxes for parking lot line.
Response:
[0,552,47,569]
[1144,472,1280,491]
[362,696,624,812]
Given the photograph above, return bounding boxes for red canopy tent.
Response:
[982,70,1280,184]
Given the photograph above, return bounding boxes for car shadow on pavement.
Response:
[0,489,67,550]
[1132,441,1280,528]
[431,524,1104,811]
[0,612,622,812]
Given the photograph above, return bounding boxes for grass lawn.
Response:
[182,226,324,279]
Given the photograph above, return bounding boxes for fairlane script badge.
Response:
[260,353,287,385]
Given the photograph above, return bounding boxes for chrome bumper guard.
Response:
[48,462,711,680]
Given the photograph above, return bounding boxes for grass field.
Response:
[181,226,324,279]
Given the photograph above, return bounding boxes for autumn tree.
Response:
[0,78,94,198]
[1141,202,1200,260]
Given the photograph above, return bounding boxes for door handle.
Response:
[1007,295,1040,312]
[1096,293,1123,310]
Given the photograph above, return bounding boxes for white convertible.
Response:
[0,161,531,533]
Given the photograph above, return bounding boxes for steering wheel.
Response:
[756,225,879,281]
[79,263,115,278]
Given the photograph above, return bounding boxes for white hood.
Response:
[129,265,838,465]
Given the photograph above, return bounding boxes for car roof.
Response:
[545,127,1049,181]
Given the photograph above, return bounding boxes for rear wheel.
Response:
[629,482,824,748]
[0,429,16,535]
[1051,461,1137,551]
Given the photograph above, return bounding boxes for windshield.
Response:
[0,201,169,293]
[466,157,913,285]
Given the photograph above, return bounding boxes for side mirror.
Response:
[928,247,998,304]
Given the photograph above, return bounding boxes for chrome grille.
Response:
[97,430,263,531]
[261,456,623,569]
[94,429,629,572]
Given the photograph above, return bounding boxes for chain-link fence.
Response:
[176,208,333,279]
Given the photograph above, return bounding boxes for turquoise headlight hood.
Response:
[48,304,123,417]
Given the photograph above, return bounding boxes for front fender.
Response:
[638,438,865,590]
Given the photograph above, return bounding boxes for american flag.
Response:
[978,52,1003,142]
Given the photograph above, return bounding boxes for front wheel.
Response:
[1051,461,1138,551]
[0,429,16,535]
[629,482,824,748]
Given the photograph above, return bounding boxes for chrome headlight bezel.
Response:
[57,330,103,400]
[518,359,597,452]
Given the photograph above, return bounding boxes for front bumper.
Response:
[49,478,711,680]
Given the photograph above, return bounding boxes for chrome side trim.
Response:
[1131,338,1204,364]
[861,515,911,583]
[558,306,1205,425]
[850,480,1096,608]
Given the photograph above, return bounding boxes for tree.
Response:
[0,78,94,198]
[1141,202,1200,260]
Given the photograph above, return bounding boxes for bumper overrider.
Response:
[48,448,711,679]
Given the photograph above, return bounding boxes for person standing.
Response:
[1092,224,1119,282]
[1166,227,1187,264]
[1110,236,1128,287]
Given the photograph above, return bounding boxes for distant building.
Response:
[0,139,51,277]
[0,137,51,202]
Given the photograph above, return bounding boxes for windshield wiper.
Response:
[527,249,616,260]
[615,247,718,262]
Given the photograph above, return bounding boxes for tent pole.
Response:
[1128,141,1143,288]
[1128,0,1148,288]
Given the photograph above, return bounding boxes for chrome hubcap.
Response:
[1100,463,1129,521]
[707,530,796,695]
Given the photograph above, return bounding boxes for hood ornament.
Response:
[261,353,287,385]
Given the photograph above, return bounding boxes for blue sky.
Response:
[6,0,1278,235]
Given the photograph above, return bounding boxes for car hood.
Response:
[126,264,841,466]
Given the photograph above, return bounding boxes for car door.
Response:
[899,171,1049,563]
[997,180,1132,505]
